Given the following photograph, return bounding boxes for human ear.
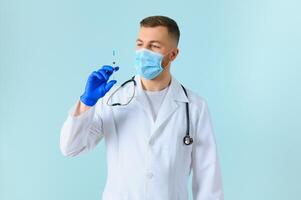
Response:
[170,48,179,61]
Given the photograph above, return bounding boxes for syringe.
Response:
[112,49,116,67]
[112,49,116,79]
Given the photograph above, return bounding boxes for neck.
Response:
[140,72,171,91]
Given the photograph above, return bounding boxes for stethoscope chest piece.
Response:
[183,135,193,145]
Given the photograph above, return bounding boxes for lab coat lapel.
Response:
[150,75,189,140]
[131,75,189,141]
[133,75,156,126]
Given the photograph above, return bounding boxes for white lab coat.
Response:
[60,74,224,200]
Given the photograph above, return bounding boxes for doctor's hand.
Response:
[80,65,119,106]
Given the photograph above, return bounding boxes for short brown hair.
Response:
[140,15,180,45]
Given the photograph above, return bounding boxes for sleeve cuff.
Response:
[67,99,96,121]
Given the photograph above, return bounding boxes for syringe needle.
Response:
[112,49,116,66]
[112,49,116,79]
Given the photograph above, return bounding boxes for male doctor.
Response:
[60,15,224,200]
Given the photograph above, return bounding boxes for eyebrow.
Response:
[136,39,163,44]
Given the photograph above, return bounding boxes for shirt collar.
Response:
[133,74,189,103]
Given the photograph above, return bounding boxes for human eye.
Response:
[151,44,160,49]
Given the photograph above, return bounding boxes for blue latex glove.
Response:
[80,65,119,106]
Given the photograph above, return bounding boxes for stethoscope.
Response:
[106,76,193,146]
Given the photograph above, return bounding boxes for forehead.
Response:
[137,26,170,43]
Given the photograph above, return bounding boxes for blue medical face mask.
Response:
[134,48,170,80]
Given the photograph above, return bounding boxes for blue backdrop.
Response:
[1,0,300,199]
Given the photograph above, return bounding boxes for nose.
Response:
[143,45,152,50]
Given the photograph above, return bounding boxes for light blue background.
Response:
[1,0,300,199]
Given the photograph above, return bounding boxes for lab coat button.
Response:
[147,172,154,179]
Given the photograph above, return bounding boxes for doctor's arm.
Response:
[60,65,118,157]
[191,101,224,200]
[59,99,104,157]
[73,101,92,116]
